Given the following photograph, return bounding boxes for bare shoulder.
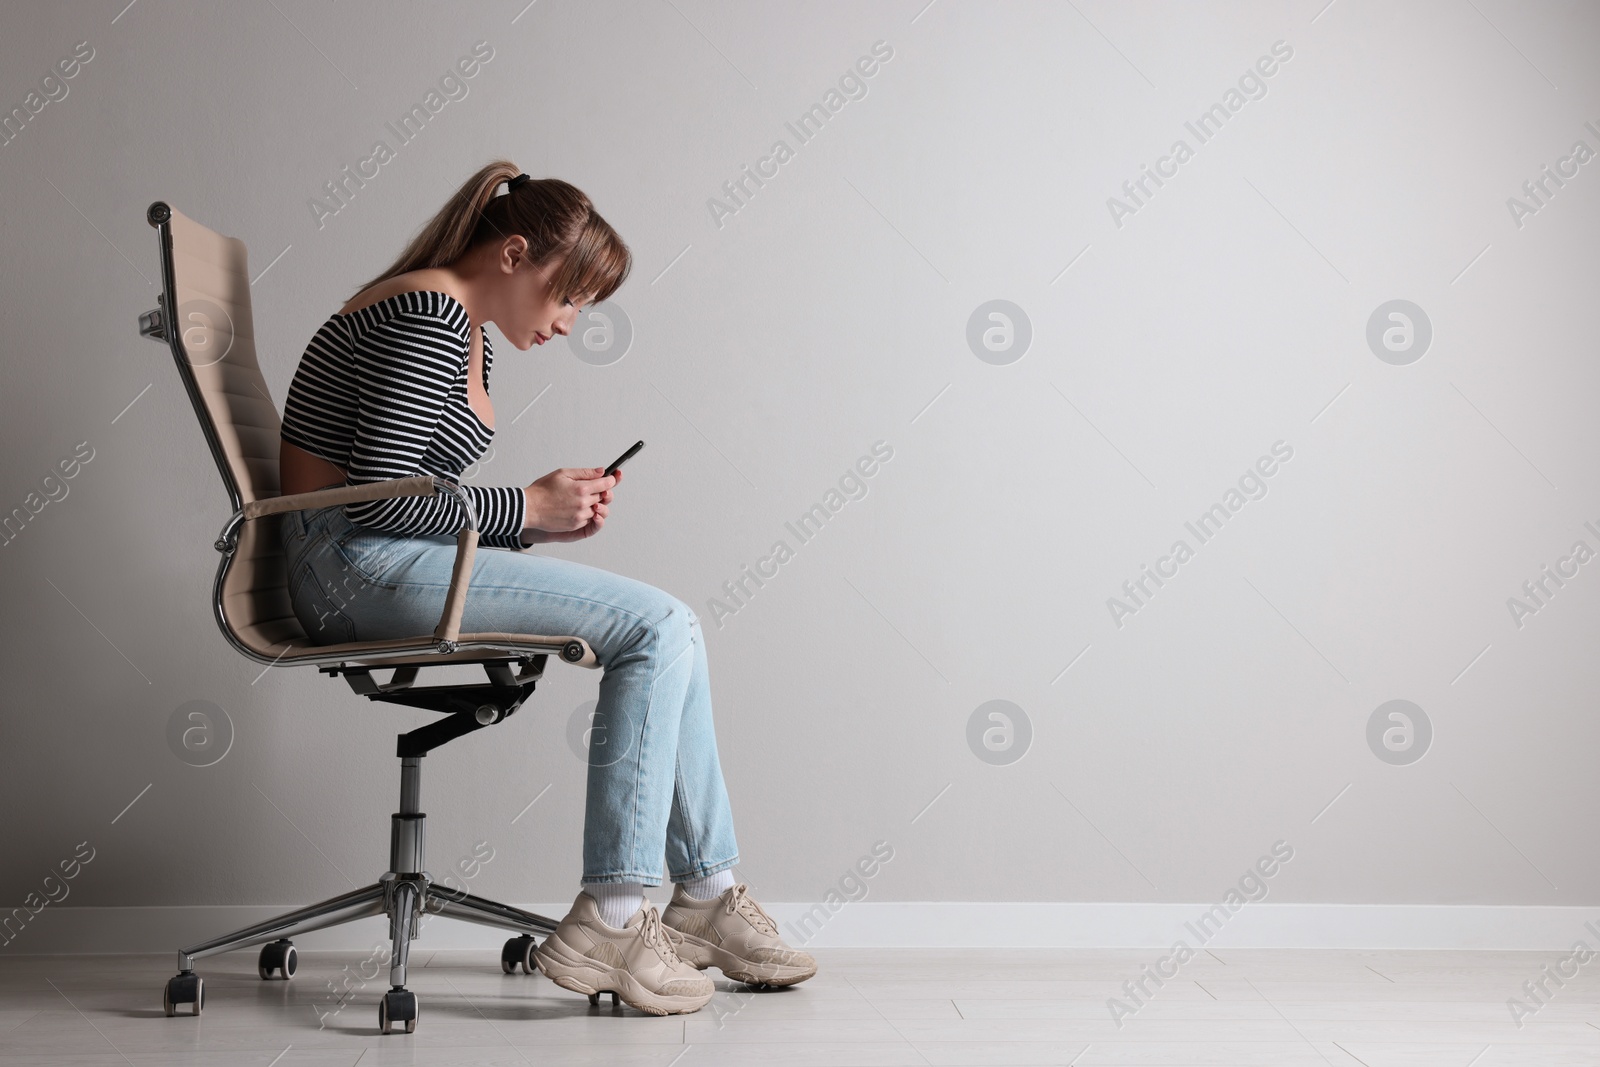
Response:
[339,269,462,316]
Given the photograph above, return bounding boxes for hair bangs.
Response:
[546,215,631,306]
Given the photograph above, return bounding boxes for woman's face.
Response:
[502,241,594,351]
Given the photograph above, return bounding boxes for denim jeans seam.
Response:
[670,757,701,879]
[581,872,667,886]
[665,762,716,883]
[670,857,739,882]
[286,558,311,603]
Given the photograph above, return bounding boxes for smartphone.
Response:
[604,440,644,478]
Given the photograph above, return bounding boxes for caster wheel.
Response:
[379,988,418,1035]
[163,973,203,1016]
[501,935,536,975]
[586,990,620,1007]
[258,939,297,980]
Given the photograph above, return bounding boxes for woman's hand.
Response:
[520,467,621,545]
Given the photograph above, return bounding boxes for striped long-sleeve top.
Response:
[279,289,529,549]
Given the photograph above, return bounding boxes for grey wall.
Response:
[2,0,1597,927]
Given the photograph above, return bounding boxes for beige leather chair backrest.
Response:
[165,207,282,506]
[159,205,305,657]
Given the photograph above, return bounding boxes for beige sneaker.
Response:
[532,891,714,1015]
[662,881,818,987]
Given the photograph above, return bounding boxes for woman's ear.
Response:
[500,235,530,274]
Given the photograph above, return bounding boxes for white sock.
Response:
[679,869,734,900]
[583,881,644,928]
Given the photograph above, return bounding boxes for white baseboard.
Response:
[5,902,1600,955]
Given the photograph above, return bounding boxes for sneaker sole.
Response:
[668,929,817,987]
[533,935,713,1015]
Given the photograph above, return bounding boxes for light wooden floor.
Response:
[0,947,1595,1065]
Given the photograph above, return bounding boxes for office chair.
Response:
[137,201,607,1034]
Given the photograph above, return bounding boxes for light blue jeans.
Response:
[279,503,740,887]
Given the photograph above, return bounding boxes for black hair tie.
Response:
[506,173,531,191]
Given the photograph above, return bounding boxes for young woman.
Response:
[276,160,815,1016]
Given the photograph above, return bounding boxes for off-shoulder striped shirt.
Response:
[279,289,528,549]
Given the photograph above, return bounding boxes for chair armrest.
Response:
[229,475,485,652]
[241,475,437,519]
